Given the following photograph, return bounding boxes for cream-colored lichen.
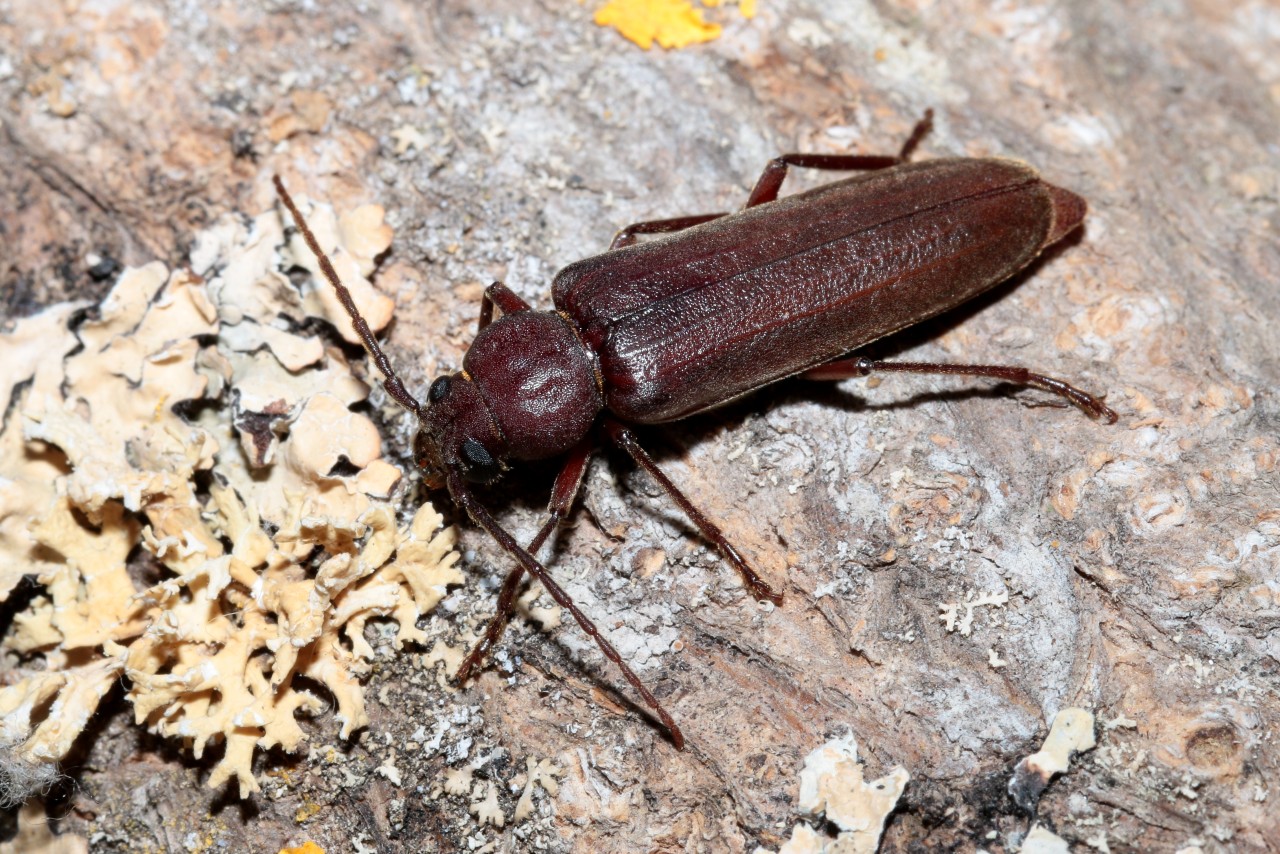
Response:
[0,196,460,801]
[939,589,1009,637]
[0,302,87,604]
[1019,708,1097,778]
[1008,707,1096,813]
[1020,824,1071,853]
[773,732,909,854]
[513,756,563,822]
[470,781,505,828]
[443,766,474,796]
[516,585,563,631]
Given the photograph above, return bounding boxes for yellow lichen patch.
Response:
[701,0,755,15]
[294,800,322,823]
[594,0,723,50]
[279,843,325,854]
[0,199,460,802]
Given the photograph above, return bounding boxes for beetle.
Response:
[273,111,1117,749]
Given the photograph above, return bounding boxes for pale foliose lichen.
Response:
[513,756,563,823]
[0,195,461,802]
[771,732,910,854]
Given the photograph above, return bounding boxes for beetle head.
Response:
[414,372,509,489]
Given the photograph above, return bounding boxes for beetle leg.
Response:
[609,213,728,250]
[601,417,783,606]
[746,110,935,207]
[896,109,935,162]
[478,281,533,332]
[447,470,685,749]
[747,153,897,207]
[456,440,594,684]
[801,356,1119,423]
[607,113,935,244]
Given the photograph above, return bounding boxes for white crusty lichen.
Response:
[0,195,461,801]
[772,732,909,854]
[1019,823,1071,853]
[939,588,1009,637]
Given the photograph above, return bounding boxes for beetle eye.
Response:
[460,437,501,481]
[428,376,452,403]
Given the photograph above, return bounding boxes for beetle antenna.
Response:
[274,175,424,416]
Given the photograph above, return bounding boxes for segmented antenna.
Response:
[273,176,423,415]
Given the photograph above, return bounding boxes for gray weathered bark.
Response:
[3,0,1278,850]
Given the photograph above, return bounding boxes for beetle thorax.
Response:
[462,310,602,461]
[416,310,603,486]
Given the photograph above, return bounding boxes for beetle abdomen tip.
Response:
[1044,183,1088,247]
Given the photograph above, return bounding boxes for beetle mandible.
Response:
[274,111,1117,749]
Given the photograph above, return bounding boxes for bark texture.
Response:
[2,0,1278,851]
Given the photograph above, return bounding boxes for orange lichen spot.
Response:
[595,0,722,50]
[294,800,323,823]
[279,843,325,854]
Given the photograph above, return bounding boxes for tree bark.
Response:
[3,0,1278,851]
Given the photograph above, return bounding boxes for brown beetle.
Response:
[275,111,1115,748]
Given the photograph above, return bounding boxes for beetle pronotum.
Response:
[275,111,1116,749]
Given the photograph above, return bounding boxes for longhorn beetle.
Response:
[274,111,1117,749]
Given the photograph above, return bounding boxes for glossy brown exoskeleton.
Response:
[274,112,1116,749]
